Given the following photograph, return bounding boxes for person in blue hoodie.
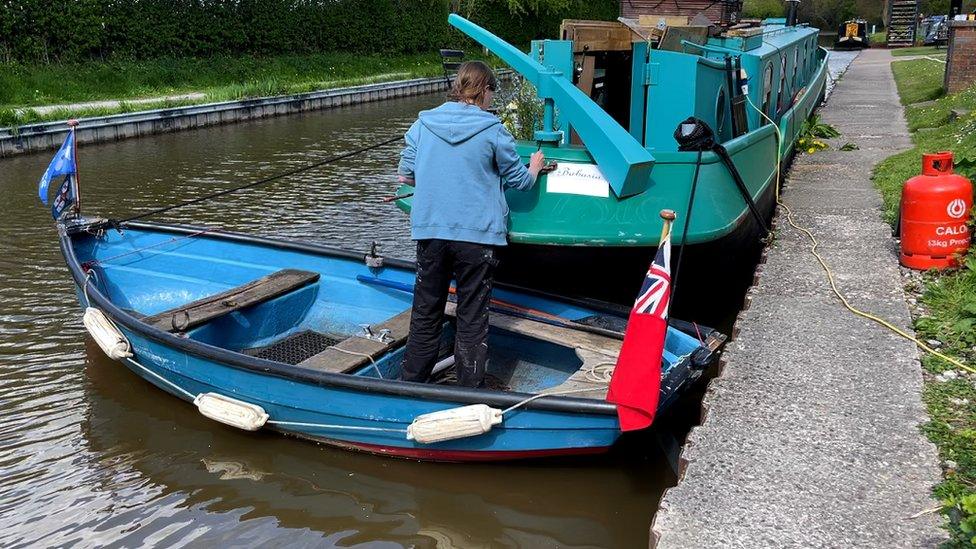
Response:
[397,60,548,388]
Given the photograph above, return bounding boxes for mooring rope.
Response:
[326,345,385,379]
[120,134,403,223]
[81,229,212,270]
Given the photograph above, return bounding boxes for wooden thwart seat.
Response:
[473,311,622,357]
[144,269,320,333]
[298,309,412,374]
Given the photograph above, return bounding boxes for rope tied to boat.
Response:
[118,135,403,223]
[325,345,384,379]
[81,228,212,271]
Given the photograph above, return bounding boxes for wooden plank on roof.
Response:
[638,14,690,29]
[659,25,710,52]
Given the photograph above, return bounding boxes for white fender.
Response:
[407,403,503,444]
[194,393,269,431]
[83,307,133,359]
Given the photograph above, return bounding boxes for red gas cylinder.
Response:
[900,151,973,270]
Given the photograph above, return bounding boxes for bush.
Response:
[0,0,617,65]
[743,0,788,19]
[0,0,454,63]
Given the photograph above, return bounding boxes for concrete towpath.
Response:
[652,49,945,547]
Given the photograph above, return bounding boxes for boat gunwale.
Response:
[59,218,649,416]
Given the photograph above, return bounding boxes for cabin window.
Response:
[716,89,728,137]
[799,45,806,80]
[793,50,799,88]
[801,43,807,79]
[777,53,788,112]
[762,63,774,119]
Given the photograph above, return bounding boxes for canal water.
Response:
[0,49,858,547]
[0,94,696,547]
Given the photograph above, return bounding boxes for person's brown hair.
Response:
[448,61,497,105]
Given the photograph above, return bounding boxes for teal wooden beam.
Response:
[449,14,655,197]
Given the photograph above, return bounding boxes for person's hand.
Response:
[528,150,545,178]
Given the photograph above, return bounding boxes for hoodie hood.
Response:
[418,102,500,144]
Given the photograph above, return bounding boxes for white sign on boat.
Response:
[545,162,611,198]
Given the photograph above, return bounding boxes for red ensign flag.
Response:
[606,232,671,431]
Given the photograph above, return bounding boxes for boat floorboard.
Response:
[297,309,412,374]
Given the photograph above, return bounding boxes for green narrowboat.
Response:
[396,7,828,314]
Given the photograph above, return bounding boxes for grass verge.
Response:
[875,59,974,224]
[0,70,435,128]
[891,57,947,105]
[874,54,976,546]
[0,52,447,127]
[892,45,948,57]
[0,53,444,107]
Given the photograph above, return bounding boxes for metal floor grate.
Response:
[245,330,342,365]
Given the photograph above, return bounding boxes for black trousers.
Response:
[401,239,497,387]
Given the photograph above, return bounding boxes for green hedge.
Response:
[0,0,617,64]
[0,0,453,61]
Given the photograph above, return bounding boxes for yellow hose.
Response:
[745,94,976,374]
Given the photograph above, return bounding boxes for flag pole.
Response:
[659,209,676,242]
[67,119,80,216]
[660,209,679,305]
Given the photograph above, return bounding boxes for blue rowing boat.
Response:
[59,218,724,461]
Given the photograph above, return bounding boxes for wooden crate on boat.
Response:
[559,19,636,52]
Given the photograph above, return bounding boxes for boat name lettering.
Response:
[546,163,610,198]
[551,167,604,180]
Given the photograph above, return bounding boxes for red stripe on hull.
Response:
[315,437,611,462]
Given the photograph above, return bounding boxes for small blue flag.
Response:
[51,176,76,220]
[38,130,76,206]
